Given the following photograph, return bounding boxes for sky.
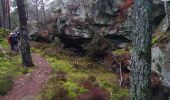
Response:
[10,0,54,11]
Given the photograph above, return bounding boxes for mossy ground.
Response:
[152,30,170,44]
[31,42,129,100]
[0,29,34,95]
[0,44,32,95]
[113,48,130,55]
[0,31,33,77]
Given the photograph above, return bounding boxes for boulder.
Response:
[52,0,133,52]
[152,47,165,74]
[52,0,167,53]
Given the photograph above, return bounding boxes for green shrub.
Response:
[112,49,130,55]
[47,58,74,73]
[152,36,159,44]
[37,76,59,100]
[0,74,14,95]
[0,39,9,50]
[63,81,87,98]
[34,45,130,100]
[0,28,10,42]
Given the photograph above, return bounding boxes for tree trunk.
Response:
[36,1,39,27]
[16,0,34,67]
[130,0,153,100]
[1,0,5,29]
[7,0,11,29]
[0,16,1,27]
[0,2,1,27]
[25,7,29,21]
[42,0,47,29]
[8,12,11,29]
[41,0,46,29]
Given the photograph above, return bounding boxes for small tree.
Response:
[41,0,47,29]
[0,0,11,29]
[130,0,153,99]
[1,0,6,29]
[16,0,33,66]
[0,16,1,27]
[7,0,11,29]
[32,0,40,25]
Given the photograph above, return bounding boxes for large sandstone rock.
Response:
[52,0,166,53]
[53,0,132,45]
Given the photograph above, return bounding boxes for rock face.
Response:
[52,0,166,54]
[153,2,165,30]
[152,47,165,74]
[53,0,133,53]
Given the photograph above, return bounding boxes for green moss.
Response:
[0,37,33,78]
[37,76,87,100]
[152,31,170,43]
[32,45,129,100]
[67,71,88,83]
[47,57,74,73]
[31,47,44,55]
[113,49,130,55]
[37,79,62,100]
[152,36,159,44]
[95,72,129,100]
[1,40,8,49]
[0,28,10,42]
[97,80,129,100]
[63,81,87,98]
[112,88,129,100]
[0,74,14,95]
[0,56,15,75]
[0,53,31,76]
[42,85,59,100]
[0,49,33,96]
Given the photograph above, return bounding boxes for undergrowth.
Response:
[32,43,129,100]
[0,32,33,95]
[0,28,10,42]
[0,74,14,95]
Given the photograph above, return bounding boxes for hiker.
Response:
[8,32,20,52]
[8,32,14,51]
[12,32,20,52]
[16,31,20,40]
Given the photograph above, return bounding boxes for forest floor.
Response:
[0,40,129,100]
[31,42,129,100]
[0,53,52,100]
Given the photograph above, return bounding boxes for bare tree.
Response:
[32,0,41,25]
[130,0,153,99]
[1,0,6,29]
[0,2,1,27]
[41,0,47,29]
[0,0,11,29]
[7,0,11,29]
[0,16,1,27]
[16,0,34,66]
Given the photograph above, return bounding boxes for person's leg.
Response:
[13,43,18,52]
[18,42,21,52]
[11,43,14,51]
[10,43,12,51]
[15,43,19,52]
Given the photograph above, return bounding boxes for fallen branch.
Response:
[114,53,123,86]
[119,62,122,86]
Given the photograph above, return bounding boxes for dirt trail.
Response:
[0,53,52,100]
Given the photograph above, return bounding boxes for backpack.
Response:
[11,34,18,42]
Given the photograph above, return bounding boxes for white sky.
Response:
[10,0,54,11]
